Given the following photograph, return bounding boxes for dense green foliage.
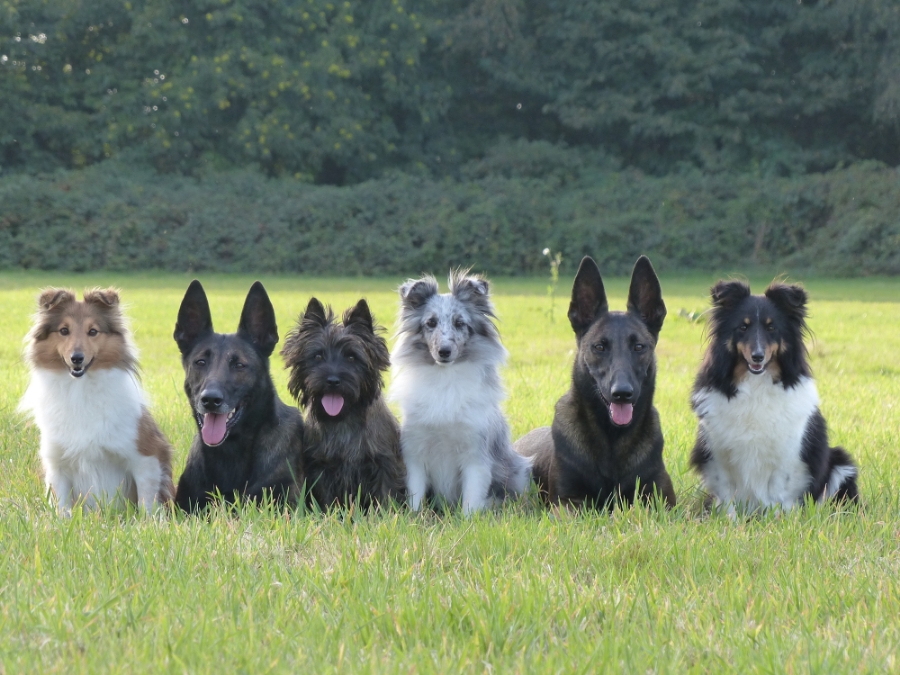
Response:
[3,0,900,276]
[2,153,899,275]
[3,0,900,180]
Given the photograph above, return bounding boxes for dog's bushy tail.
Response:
[824,446,859,503]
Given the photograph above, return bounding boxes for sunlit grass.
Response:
[1,271,898,673]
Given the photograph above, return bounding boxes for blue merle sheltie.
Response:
[389,270,531,515]
[690,280,859,513]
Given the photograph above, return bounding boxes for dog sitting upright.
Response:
[690,280,858,513]
[173,280,305,511]
[515,256,676,509]
[390,270,531,515]
[280,298,405,509]
[19,287,174,514]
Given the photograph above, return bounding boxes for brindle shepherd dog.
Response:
[173,280,305,511]
[515,256,676,509]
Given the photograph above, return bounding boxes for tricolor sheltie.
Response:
[389,270,531,515]
[19,288,175,514]
[690,280,858,513]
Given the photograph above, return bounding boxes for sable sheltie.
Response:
[390,270,531,515]
[690,280,858,513]
[19,288,175,514]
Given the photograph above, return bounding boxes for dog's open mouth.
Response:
[69,359,94,378]
[600,392,634,426]
[196,404,242,446]
[321,393,344,417]
[747,360,766,374]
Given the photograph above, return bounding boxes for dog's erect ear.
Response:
[710,280,751,309]
[238,281,279,357]
[174,280,213,355]
[37,288,75,311]
[765,282,808,321]
[627,256,666,338]
[344,299,374,332]
[83,287,121,308]
[399,276,439,309]
[303,297,330,327]
[568,256,608,336]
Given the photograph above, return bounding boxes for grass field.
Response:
[1,270,898,674]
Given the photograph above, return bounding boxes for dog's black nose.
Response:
[438,347,451,359]
[751,352,765,364]
[70,353,84,366]
[611,385,634,402]
[200,389,224,410]
[326,375,340,387]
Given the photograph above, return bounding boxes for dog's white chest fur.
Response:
[20,368,147,508]
[692,374,819,509]
[391,360,526,513]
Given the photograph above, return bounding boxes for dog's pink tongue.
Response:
[202,412,228,446]
[322,394,344,416]
[610,403,634,426]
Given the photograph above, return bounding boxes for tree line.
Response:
[2,0,899,183]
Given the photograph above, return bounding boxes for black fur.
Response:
[281,297,405,509]
[690,279,858,506]
[173,280,305,511]
[515,256,676,509]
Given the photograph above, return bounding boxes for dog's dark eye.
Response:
[453,319,465,329]
[425,318,437,329]
[766,324,775,332]
[59,327,69,336]
[194,359,206,367]
[346,355,355,362]
[234,362,245,369]
[315,353,323,361]
[739,324,749,332]
[592,342,606,353]
[634,343,644,352]
[88,328,98,337]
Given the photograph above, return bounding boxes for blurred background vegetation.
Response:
[1,0,899,275]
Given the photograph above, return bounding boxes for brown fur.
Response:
[138,409,176,501]
[23,287,174,509]
[26,287,138,374]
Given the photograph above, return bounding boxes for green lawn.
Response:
[1,271,898,674]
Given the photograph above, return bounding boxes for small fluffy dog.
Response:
[690,280,859,513]
[19,288,174,513]
[390,270,531,515]
[281,298,405,509]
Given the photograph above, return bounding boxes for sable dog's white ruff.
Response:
[692,373,822,511]
[391,356,528,514]
[19,368,166,513]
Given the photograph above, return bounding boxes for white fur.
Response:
[19,368,165,514]
[390,357,530,515]
[692,374,819,511]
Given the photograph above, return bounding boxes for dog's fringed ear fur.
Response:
[346,298,391,376]
[344,299,375,333]
[710,280,751,309]
[237,281,279,358]
[174,280,214,356]
[83,287,120,308]
[303,297,332,328]
[399,276,439,309]
[764,283,808,323]
[627,256,666,339]
[568,256,608,337]
[449,269,495,318]
[38,288,75,312]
